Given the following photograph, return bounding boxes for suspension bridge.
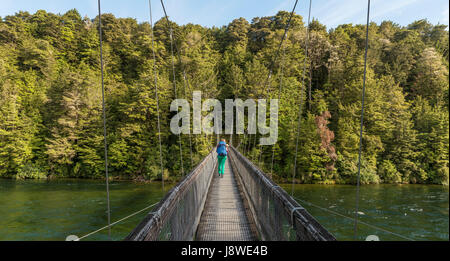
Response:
[126,146,336,241]
[124,0,336,241]
[74,0,396,241]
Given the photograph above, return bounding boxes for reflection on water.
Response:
[0,179,447,241]
[280,184,449,241]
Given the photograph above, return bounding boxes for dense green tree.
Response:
[0,10,448,185]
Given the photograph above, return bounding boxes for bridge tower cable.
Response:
[291,0,312,196]
[148,0,165,191]
[248,134,251,156]
[270,45,286,175]
[160,0,184,176]
[160,0,194,172]
[242,133,247,156]
[252,133,257,161]
[97,0,112,240]
[246,134,250,156]
[182,71,194,170]
[245,133,249,155]
[308,47,313,111]
[354,0,371,241]
[256,0,299,174]
[246,134,250,157]
[249,134,253,158]
[263,0,299,96]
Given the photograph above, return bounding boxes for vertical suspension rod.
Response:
[97,0,111,240]
[354,0,371,241]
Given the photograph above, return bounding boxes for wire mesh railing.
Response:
[125,149,216,241]
[126,145,336,241]
[228,146,336,241]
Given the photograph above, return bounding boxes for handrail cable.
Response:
[291,0,312,196]
[292,196,414,241]
[76,201,160,241]
[160,0,184,176]
[354,0,371,240]
[97,0,111,240]
[148,0,165,191]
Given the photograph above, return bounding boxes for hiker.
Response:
[216,139,229,177]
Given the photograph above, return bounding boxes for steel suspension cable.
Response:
[245,134,249,156]
[292,196,415,241]
[75,201,160,241]
[246,134,250,156]
[242,133,247,155]
[246,134,251,157]
[160,0,194,172]
[258,137,263,167]
[251,133,257,160]
[250,133,254,160]
[183,71,194,170]
[308,54,313,110]
[354,0,371,241]
[148,0,165,191]
[246,133,251,155]
[263,0,299,95]
[257,0,299,172]
[270,45,286,175]
[97,0,111,240]
[291,0,312,197]
[160,0,184,176]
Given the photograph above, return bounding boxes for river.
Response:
[0,179,448,241]
[282,183,449,241]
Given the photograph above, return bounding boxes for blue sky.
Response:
[1,0,448,29]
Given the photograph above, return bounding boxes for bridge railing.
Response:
[125,149,216,241]
[228,146,336,241]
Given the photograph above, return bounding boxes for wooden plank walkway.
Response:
[195,158,257,241]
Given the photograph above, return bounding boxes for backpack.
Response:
[216,141,228,156]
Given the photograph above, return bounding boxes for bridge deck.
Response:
[195,158,257,241]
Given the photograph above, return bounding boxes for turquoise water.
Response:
[0,179,448,241]
[0,179,171,241]
[282,184,449,241]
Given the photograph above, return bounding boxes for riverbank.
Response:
[4,175,449,186]
[3,175,174,184]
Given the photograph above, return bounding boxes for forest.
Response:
[0,9,448,184]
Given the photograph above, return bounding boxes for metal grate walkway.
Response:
[195,158,257,241]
